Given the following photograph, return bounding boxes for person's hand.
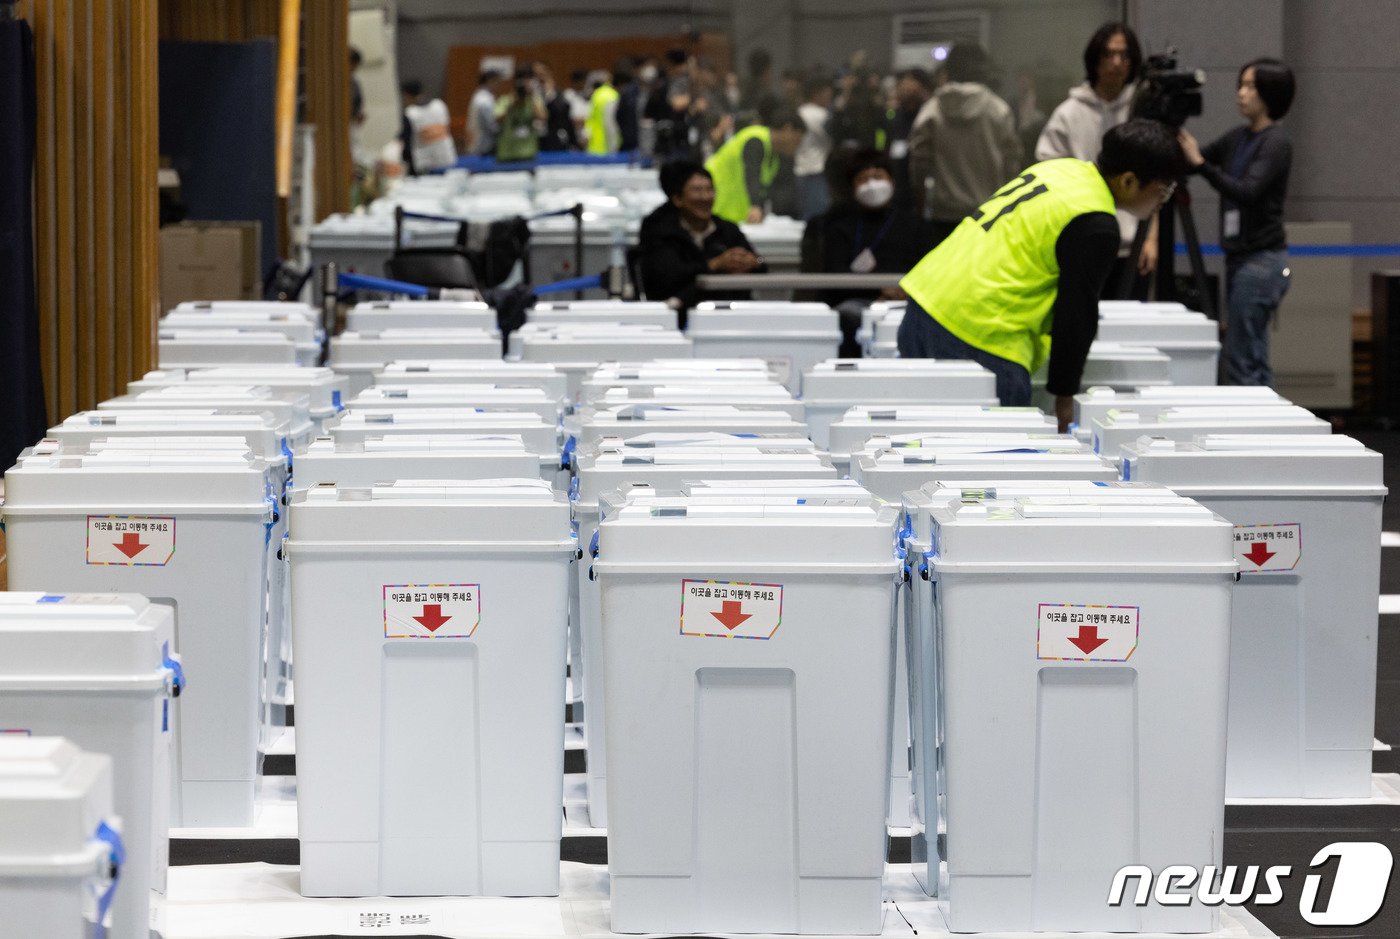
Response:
[879,285,907,301]
[1054,395,1075,434]
[707,247,759,273]
[1137,232,1158,275]
[729,248,761,272]
[745,206,765,224]
[1177,129,1204,168]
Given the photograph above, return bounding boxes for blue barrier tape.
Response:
[336,272,431,297]
[92,821,126,939]
[162,641,185,696]
[1175,242,1400,258]
[533,274,603,296]
[398,210,467,225]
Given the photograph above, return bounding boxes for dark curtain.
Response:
[0,8,48,470]
[159,39,279,280]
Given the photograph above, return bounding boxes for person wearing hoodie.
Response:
[1037,22,1157,283]
[907,43,1022,245]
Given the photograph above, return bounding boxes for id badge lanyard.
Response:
[852,210,898,268]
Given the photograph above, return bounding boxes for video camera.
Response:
[1131,49,1205,128]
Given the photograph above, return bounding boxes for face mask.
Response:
[639,66,658,84]
[855,178,894,209]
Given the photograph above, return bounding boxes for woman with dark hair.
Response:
[800,147,935,354]
[638,161,765,320]
[1179,59,1296,386]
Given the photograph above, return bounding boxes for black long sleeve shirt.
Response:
[1194,124,1292,256]
[741,138,768,207]
[799,203,937,305]
[1045,211,1121,396]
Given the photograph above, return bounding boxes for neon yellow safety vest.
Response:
[585,83,620,155]
[706,125,778,223]
[899,158,1116,374]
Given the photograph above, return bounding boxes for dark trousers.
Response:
[896,298,1032,406]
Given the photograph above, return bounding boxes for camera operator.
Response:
[1178,59,1295,386]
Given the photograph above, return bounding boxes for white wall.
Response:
[351,5,402,157]
[1281,0,1400,308]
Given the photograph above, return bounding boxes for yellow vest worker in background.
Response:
[585,74,620,155]
[705,110,805,223]
[898,119,1186,431]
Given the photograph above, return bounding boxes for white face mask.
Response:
[855,177,894,209]
[639,65,659,84]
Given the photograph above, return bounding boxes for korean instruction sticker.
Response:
[86,515,176,566]
[383,584,481,639]
[680,579,784,640]
[1234,523,1301,573]
[1037,603,1139,662]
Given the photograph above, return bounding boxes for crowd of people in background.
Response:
[379,22,1294,387]
[387,31,1165,234]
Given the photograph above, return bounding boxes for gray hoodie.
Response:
[908,81,1022,223]
[1036,81,1140,245]
[1035,81,1136,162]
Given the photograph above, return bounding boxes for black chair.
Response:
[624,244,647,300]
[383,248,479,292]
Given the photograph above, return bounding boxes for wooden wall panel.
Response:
[302,0,352,218]
[22,0,159,421]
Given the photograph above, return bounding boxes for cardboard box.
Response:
[160,221,261,312]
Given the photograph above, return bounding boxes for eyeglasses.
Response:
[1100,49,1132,62]
[1157,181,1178,205]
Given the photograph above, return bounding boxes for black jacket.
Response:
[638,202,764,315]
[1195,124,1292,257]
[540,91,577,152]
[799,201,935,305]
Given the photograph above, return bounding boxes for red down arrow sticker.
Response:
[384,584,480,638]
[1234,523,1301,573]
[86,515,176,566]
[681,579,784,640]
[1037,604,1139,661]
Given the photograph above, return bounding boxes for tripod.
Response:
[1120,178,1215,318]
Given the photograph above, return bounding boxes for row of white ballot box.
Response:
[153,299,1218,422]
[1,345,1388,934]
[1,435,1383,935]
[0,363,586,937]
[4,435,275,839]
[0,736,125,939]
[0,598,177,939]
[860,298,1222,385]
[160,298,847,402]
[157,300,326,369]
